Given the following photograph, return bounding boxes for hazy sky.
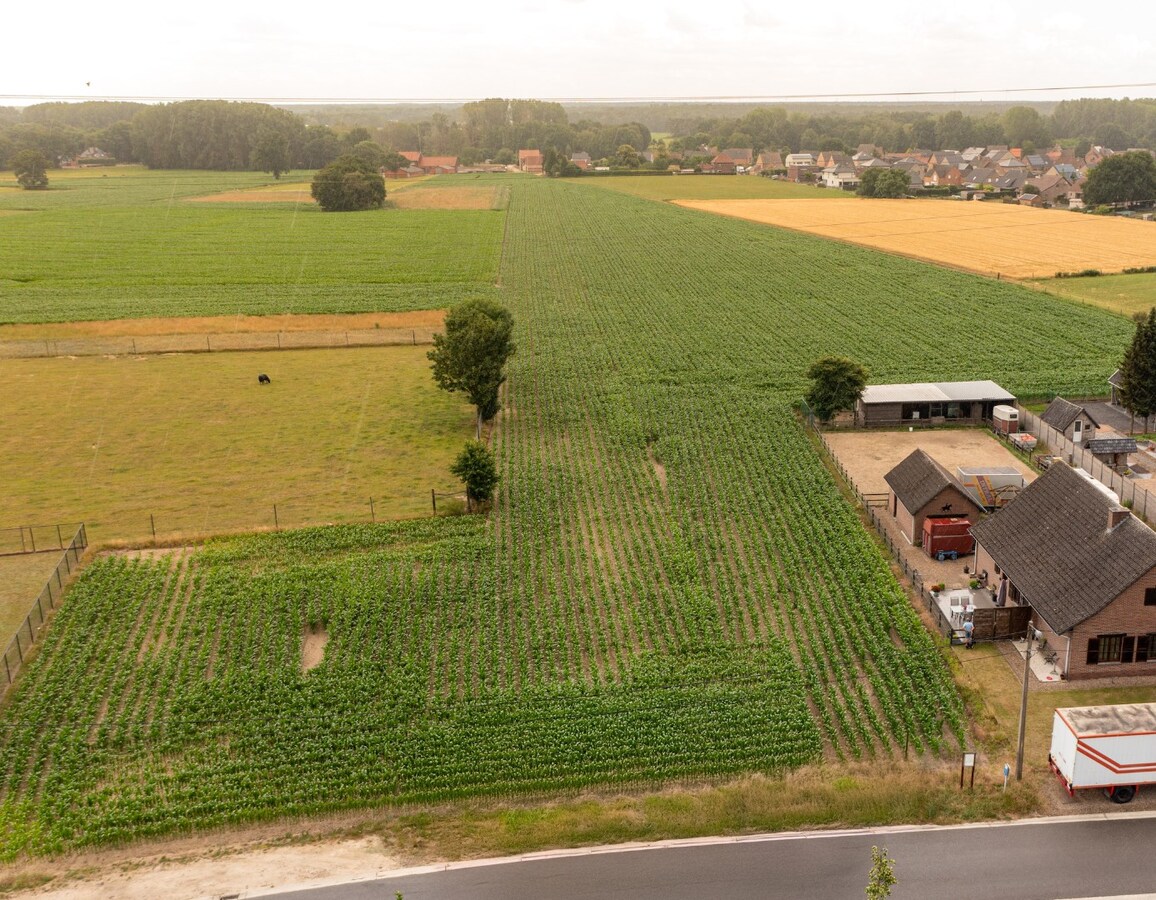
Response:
[5,0,1153,105]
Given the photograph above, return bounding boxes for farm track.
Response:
[0,176,1135,855]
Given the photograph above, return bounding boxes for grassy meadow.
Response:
[0,174,1139,855]
[580,173,836,201]
[0,346,474,543]
[0,168,503,324]
[1029,271,1156,319]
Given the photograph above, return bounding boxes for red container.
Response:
[922,517,974,561]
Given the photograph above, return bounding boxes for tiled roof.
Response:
[884,449,975,514]
[1041,397,1097,433]
[1087,437,1137,455]
[970,464,1156,632]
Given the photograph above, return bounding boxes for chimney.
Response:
[1108,505,1131,530]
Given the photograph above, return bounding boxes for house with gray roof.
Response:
[970,463,1156,680]
[884,449,984,546]
[1040,397,1098,445]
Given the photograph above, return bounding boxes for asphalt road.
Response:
[269,813,1156,900]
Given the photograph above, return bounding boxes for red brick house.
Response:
[970,463,1156,680]
[884,449,984,546]
[519,149,544,173]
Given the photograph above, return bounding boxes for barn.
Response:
[856,380,1015,428]
[884,448,984,546]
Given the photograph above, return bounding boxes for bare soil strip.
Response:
[0,310,446,341]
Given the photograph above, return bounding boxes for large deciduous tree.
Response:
[857,167,908,198]
[428,298,515,437]
[310,154,386,211]
[250,126,290,179]
[1083,150,1156,207]
[804,356,869,424]
[450,440,500,511]
[11,149,49,189]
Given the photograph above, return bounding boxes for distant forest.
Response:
[2,96,1156,172]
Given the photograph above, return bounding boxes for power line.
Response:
[3,81,1156,105]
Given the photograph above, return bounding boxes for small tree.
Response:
[450,441,499,512]
[11,149,49,190]
[866,846,897,900]
[310,155,386,211]
[428,299,515,437]
[805,356,869,424]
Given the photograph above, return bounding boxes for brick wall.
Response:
[1064,568,1156,680]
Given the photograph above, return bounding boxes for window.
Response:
[1137,635,1156,663]
[1145,587,1156,606]
[1088,634,1125,665]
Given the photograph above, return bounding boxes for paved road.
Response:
[269,813,1156,900]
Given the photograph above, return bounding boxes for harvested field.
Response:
[676,198,1156,279]
[390,185,504,210]
[189,183,315,203]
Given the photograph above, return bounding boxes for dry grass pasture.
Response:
[676,197,1156,279]
[0,345,474,543]
[0,552,63,646]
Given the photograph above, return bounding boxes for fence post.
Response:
[29,528,35,553]
[273,504,279,530]
[56,524,63,549]
[412,330,416,345]
[431,489,437,515]
[14,632,22,662]
[3,654,10,685]
[370,497,376,523]
[151,514,156,540]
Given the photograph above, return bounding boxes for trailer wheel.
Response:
[1110,785,1136,804]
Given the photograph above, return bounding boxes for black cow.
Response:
[258,374,271,384]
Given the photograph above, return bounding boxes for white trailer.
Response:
[1049,703,1156,803]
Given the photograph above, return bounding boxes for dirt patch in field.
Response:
[647,445,668,492]
[391,186,499,210]
[188,183,315,203]
[0,310,447,341]
[302,623,329,673]
[4,836,396,900]
[822,428,1037,496]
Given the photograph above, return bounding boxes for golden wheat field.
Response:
[675,197,1156,279]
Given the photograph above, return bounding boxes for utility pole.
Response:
[1015,628,1034,781]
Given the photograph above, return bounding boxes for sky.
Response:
[4,0,1154,106]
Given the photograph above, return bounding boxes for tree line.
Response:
[3,96,1155,176]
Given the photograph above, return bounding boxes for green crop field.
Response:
[580,174,837,201]
[1029,272,1156,319]
[0,176,1132,856]
[0,168,503,324]
[0,347,475,542]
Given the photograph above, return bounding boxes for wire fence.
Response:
[2,524,87,693]
[0,523,82,557]
[0,327,439,360]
